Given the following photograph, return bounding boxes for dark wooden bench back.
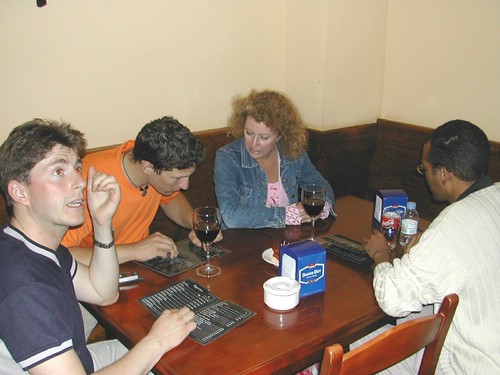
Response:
[367,119,500,220]
[367,120,445,220]
[308,124,378,199]
[1,121,499,235]
[307,119,500,221]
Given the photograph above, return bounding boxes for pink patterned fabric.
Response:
[296,362,320,375]
[320,201,332,219]
[286,204,302,225]
[266,181,290,208]
[265,152,331,226]
[286,202,332,225]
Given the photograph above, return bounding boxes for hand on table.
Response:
[126,232,179,262]
[146,307,197,352]
[134,306,196,367]
[362,231,392,265]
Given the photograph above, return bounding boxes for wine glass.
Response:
[301,185,326,240]
[194,206,222,277]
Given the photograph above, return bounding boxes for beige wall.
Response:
[1,0,498,147]
[284,0,388,129]
[382,0,500,140]
[0,0,286,147]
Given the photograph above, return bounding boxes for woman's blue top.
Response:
[214,138,334,229]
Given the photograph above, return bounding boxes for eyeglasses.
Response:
[416,164,427,175]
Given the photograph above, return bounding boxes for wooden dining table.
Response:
[85,195,424,374]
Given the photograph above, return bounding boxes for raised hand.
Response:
[86,166,121,227]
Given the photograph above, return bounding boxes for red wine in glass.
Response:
[301,185,326,240]
[195,223,220,244]
[194,206,222,277]
[302,198,325,217]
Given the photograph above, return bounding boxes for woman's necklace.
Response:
[121,154,149,197]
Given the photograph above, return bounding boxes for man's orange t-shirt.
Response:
[62,141,178,248]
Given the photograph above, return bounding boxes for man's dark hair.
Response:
[132,116,206,173]
[427,119,490,181]
[0,118,87,215]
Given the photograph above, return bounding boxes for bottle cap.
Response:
[407,201,416,210]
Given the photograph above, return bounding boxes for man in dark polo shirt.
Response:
[0,119,196,374]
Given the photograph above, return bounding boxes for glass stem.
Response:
[204,243,211,267]
[311,218,316,240]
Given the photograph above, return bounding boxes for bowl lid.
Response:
[263,276,300,296]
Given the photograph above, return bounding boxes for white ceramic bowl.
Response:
[263,276,300,311]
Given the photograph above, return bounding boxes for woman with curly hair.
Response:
[214,89,334,229]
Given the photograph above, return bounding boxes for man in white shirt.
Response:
[362,119,500,374]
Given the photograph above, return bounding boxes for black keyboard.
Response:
[317,235,373,265]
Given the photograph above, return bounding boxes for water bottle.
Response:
[399,201,419,247]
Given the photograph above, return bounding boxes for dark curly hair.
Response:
[132,116,206,174]
[0,118,87,215]
[427,119,490,181]
[227,89,308,159]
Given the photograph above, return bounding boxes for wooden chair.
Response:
[319,294,459,375]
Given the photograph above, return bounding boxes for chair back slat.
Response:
[418,294,458,375]
[319,294,459,375]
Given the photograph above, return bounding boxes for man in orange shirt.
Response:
[62,116,209,339]
[63,116,208,264]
